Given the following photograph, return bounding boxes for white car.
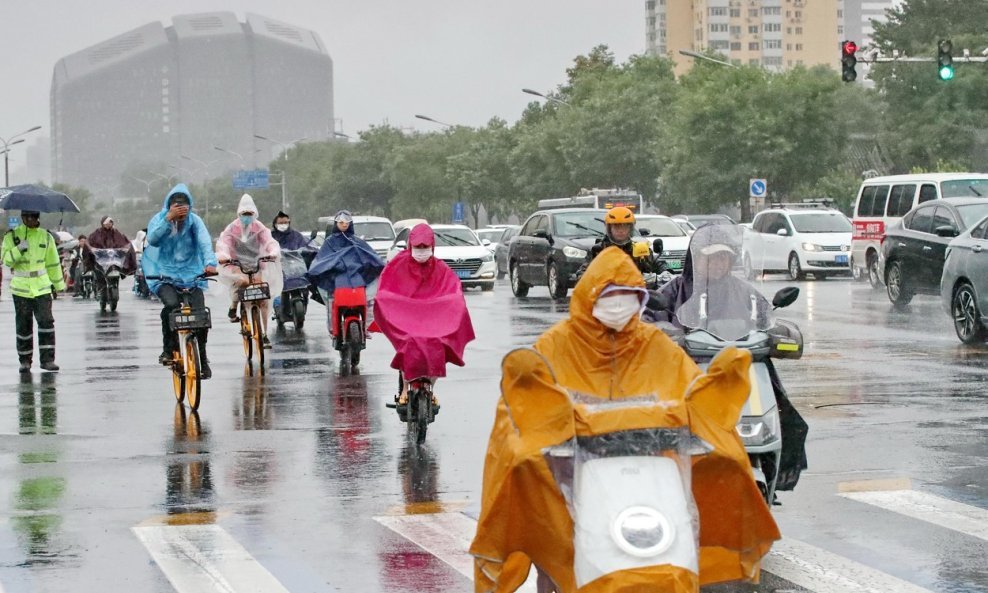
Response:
[476,227,506,253]
[387,224,496,291]
[317,215,395,259]
[635,215,691,273]
[743,207,852,280]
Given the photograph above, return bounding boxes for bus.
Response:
[537,188,644,213]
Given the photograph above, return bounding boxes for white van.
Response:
[851,173,988,287]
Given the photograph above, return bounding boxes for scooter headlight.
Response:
[610,506,674,558]
[737,407,780,447]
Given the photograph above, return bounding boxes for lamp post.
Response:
[125,175,155,198]
[213,145,247,169]
[1,125,42,187]
[521,88,571,107]
[181,155,221,181]
[414,114,454,129]
[677,49,737,68]
[253,134,308,161]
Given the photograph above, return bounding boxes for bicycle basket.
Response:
[171,307,212,331]
[239,283,271,302]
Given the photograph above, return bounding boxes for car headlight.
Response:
[801,243,821,252]
[610,506,674,558]
[736,407,780,447]
[563,246,587,259]
[481,253,494,263]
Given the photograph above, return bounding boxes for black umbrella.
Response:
[0,184,81,213]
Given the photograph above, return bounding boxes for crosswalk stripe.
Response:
[764,538,934,593]
[374,512,538,592]
[376,512,936,593]
[133,524,291,593]
[839,489,988,543]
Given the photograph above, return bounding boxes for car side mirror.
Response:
[533,229,550,241]
[772,286,800,309]
[309,230,317,240]
[776,228,789,236]
[652,238,664,256]
[395,240,407,249]
[639,228,651,236]
[481,239,491,246]
[935,225,959,238]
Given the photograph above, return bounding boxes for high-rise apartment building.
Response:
[51,12,333,195]
[647,0,840,75]
[839,0,896,49]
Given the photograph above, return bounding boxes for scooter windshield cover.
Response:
[92,248,129,272]
[676,225,774,340]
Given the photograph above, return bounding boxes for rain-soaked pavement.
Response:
[0,274,986,593]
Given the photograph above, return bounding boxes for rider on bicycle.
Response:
[144,185,218,378]
[372,224,475,411]
[216,194,282,348]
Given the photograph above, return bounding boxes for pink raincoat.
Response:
[372,224,475,379]
[216,195,283,298]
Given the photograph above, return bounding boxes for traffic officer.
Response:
[1,211,66,372]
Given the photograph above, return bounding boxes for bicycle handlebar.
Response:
[145,273,217,283]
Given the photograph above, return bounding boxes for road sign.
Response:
[452,201,465,224]
[749,179,767,198]
[232,169,270,190]
[7,215,19,228]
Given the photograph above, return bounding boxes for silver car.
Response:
[941,214,988,343]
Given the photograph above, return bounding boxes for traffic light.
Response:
[937,39,954,81]
[841,40,858,82]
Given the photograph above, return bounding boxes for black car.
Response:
[881,198,988,305]
[494,225,521,279]
[508,208,606,299]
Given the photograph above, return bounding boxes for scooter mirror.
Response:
[772,286,799,309]
[652,238,664,257]
[646,290,669,312]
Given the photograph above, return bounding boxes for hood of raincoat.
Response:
[237,194,258,214]
[306,224,385,292]
[142,184,217,294]
[371,226,475,379]
[270,211,309,250]
[88,224,131,249]
[470,344,780,593]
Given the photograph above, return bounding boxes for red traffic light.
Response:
[842,41,858,56]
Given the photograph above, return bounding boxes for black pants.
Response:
[14,294,56,364]
[158,285,208,356]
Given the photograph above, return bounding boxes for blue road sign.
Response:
[749,178,767,198]
[452,201,465,224]
[232,169,270,190]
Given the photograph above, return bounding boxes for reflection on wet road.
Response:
[0,275,986,592]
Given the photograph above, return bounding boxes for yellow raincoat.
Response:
[470,247,779,592]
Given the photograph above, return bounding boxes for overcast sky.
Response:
[0,0,645,173]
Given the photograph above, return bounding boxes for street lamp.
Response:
[125,175,155,198]
[253,134,309,161]
[333,131,351,140]
[677,49,737,68]
[415,114,454,129]
[213,145,247,168]
[1,125,42,187]
[522,88,570,106]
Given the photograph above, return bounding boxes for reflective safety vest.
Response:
[1,227,66,298]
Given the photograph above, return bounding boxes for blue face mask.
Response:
[240,214,255,226]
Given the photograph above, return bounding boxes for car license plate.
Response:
[836,255,848,264]
[456,270,472,279]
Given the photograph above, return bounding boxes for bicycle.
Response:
[225,257,275,374]
[145,273,214,410]
[387,373,436,445]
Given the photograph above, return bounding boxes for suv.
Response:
[508,208,606,299]
[851,173,988,288]
[743,207,852,280]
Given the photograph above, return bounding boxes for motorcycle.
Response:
[330,286,368,375]
[275,249,312,330]
[91,247,132,312]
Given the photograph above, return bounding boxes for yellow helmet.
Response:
[605,206,635,225]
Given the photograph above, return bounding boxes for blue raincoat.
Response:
[307,223,385,294]
[142,184,218,295]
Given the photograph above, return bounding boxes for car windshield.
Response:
[433,228,480,246]
[554,211,606,238]
[477,229,505,242]
[688,216,735,226]
[353,221,395,241]
[637,217,686,237]
[956,204,988,228]
[791,212,852,233]
[941,179,988,198]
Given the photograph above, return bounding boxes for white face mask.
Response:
[411,247,433,263]
[275,223,289,232]
[592,293,642,331]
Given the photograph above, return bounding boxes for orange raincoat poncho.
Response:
[470,247,779,593]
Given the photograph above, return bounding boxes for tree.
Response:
[448,118,519,226]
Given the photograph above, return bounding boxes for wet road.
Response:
[0,274,986,593]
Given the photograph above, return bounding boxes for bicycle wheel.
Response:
[416,391,429,445]
[252,306,265,373]
[171,346,185,403]
[185,337,202,410]
[241,304,253,361]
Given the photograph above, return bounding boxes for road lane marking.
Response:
[764,538,934,593]
[133,524,291,593]
[839,489,988,542]
[374,512,537,592]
